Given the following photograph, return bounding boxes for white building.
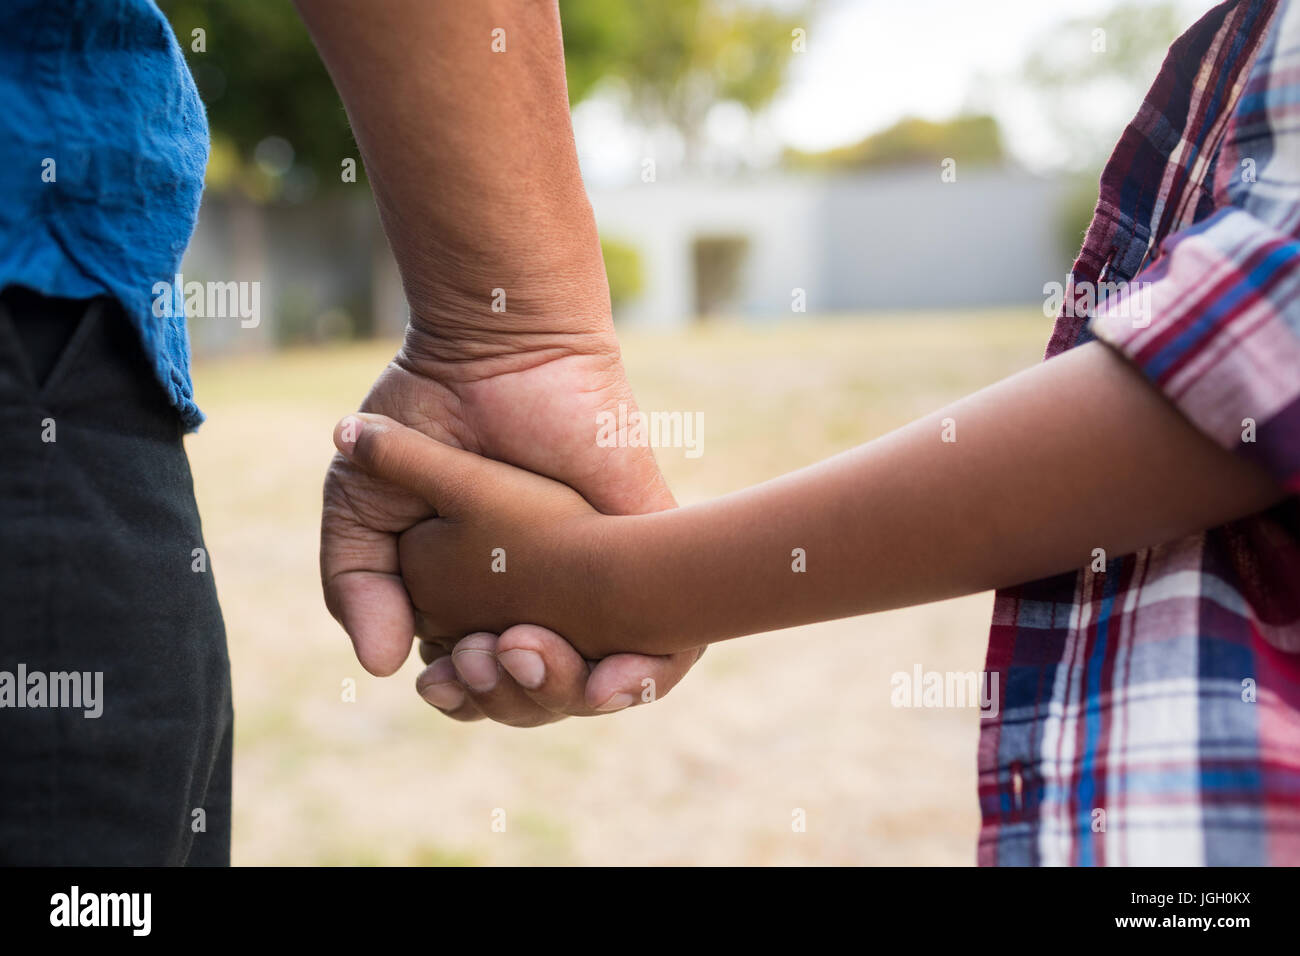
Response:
[181,164,1071,354]
[590,165,1070,325]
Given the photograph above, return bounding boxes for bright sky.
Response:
[574,0,1213,182]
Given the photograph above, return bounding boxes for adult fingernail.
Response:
[596,692,636,713]
[498,649,545,689]
[453,647,500,693]
[335,415,363,455]
[420,681,465,711]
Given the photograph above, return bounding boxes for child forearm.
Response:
[597,341,1284,655]
[334,341,1285,660]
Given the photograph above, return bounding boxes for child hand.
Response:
[332,413,615,659]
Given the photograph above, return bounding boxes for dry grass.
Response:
[186,309,1048,865]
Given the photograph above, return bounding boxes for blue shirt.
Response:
[0,0,208,428]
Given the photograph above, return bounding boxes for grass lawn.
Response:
[187,308,1048,865]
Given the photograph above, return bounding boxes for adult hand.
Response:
[296,0,705,726]
[321,322,704,726]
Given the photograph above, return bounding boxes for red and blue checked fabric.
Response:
[978,0,1300,866]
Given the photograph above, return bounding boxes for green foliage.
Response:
[1022,1,1185,94]
[787,114,1005,171]
[158,0,809,198]
[274,285,358,347]
[561,0,810,156]
[157,1,361,201]
[1019,1,1186,170]
[600,237,644,313]
[1058,172,1103,261]
[1015,2,1186,260]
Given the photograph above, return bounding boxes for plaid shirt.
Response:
[979,0,1300,866]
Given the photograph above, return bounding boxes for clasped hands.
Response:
[319,321,703,727]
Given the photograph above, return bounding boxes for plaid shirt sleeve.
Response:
[1090,0,1300,490]
[979,0,1300,868]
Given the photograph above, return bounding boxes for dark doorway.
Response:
[691,235,749,320]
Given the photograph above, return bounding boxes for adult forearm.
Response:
[603,342,1285,654]
[292,0,610,340]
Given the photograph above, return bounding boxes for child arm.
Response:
[600,340,1283,653]
[334,340,1283,659]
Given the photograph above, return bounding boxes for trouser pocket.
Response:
[0,289,232,865]
[0,285,95,391]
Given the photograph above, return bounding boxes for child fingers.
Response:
[333,412,480,511]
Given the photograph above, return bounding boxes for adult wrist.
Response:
[393,196,613,341]
[396,302,619,383]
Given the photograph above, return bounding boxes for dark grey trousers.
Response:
[0,287,232,865]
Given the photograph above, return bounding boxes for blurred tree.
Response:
[785,114,1005,171]
[1017,1,1187,257]
[1020,1,1185,171]
[158,0,361,201]
[600,238,644,316]
[159,0,810,194]
[1058,172,1106,262]
[156,1,808,339]
[560,0,810,162]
